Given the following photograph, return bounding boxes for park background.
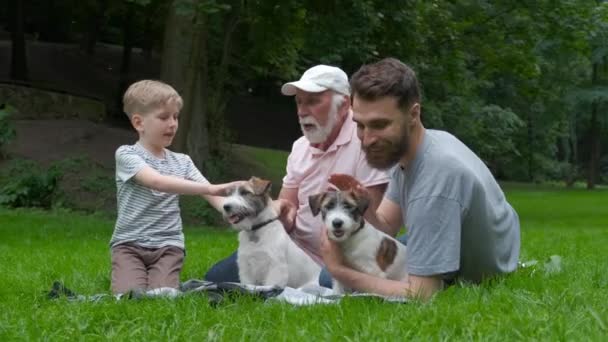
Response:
[0,0,607,340]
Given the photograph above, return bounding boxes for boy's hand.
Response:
[208,181,245,197]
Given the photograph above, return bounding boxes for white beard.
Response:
[299,96,341,144]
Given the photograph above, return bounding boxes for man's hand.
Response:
[328,174,369,197]
[320,226,346,271]
[273,199,296,233]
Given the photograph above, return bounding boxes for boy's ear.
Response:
[131,114,144,132]
[308,193,326,217]
[250,177,271,195]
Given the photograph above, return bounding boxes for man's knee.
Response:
[204,252,240,283]
[318,267,333,288]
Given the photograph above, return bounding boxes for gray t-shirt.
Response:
[386,129,520,283]
[110,143,208,250]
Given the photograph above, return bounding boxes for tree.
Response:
[160,0,306,173]
[9,0,28,81]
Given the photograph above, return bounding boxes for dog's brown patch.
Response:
[250,177,271,195]
[376,237,398,271]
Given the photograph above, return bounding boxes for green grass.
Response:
[1,186,607,340]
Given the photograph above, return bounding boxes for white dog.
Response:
[222,177,321,288]
[309,189,408,294]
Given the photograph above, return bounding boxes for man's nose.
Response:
[359,128,377,147]
[297,105,309,118]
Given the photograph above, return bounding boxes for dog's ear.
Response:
[351,189,370,214]
[308,193,326,217]
[250,177,272,195]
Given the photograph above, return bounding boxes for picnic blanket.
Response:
[47,280,408,306]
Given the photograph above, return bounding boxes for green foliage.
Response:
[8,0,608,184]
[0,160,61,209]
[0,104,16,158]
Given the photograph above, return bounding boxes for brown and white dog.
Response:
[222,177,321,288]
[309,189,408,294]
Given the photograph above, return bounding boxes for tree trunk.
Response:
[565,112,578,187]
[115,3,136,118]
[9,0,28,81]
[160,0,210,169]
[587,64,601,189]
[182,16,210,169]
[527,112,534,181]
[81,0,109,55]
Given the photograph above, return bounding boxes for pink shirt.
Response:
[282,111,390,264]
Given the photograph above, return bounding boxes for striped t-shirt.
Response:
[110,143,208,250]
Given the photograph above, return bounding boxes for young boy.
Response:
[110,80,239,295]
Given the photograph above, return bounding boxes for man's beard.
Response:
[299,98,340,144]
[363,124,410,170]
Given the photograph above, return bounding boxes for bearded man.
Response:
[319,58,521,299]
[204,65,389,282]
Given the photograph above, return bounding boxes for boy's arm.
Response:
[134,166,239,196]
[202,194,224,212]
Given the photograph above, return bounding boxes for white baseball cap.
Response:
[281,65,350,96]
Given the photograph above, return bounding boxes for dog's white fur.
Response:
[310,190,408,294]
[222,178,321,288]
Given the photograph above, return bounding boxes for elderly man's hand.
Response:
[320,226,346,272]
[273,199,296,233]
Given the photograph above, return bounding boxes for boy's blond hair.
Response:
[123,80,183,118]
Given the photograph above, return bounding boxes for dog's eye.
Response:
[324,201,336,210]
[342,203,353,210]
[239,189,252,196]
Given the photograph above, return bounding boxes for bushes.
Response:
[0,160,61,209]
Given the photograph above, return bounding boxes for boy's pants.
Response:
[111,243,184,294]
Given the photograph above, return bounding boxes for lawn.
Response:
[1,186,607,340]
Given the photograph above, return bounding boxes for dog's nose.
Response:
[223,204,232,212]
[332,218,343,228]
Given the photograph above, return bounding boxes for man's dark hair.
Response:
[350,58,421,112]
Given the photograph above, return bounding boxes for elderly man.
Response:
[205,65,389,282]
[320,58,521,299]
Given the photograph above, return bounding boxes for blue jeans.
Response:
[318,234,407,288]
[204,251,240,283]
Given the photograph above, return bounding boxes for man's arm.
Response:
[328,175,401,237]
[365,196,404,237]
[276,186,298,232]
[320,231,442,299]
[363,183,385,221]
[328,263,443,299]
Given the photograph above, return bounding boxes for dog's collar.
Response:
[351,220,365,236]
[251,217,279,231]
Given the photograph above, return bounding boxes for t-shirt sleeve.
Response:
[354,153,390,188]
[115,147,148,182]
[384,168,402,205]
[184,156,209,184]
[406,196,462,276]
